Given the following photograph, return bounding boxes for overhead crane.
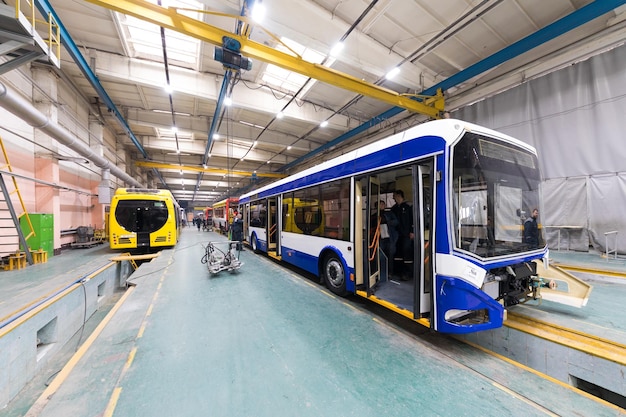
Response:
[134,161,286,179]
[82,0,445,120]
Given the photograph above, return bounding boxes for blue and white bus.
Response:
[239,119,580,334]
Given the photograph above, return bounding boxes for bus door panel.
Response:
[413,163,434,322]
[354,179,364,287]
[268,197,278,252]
[270,197,281,255]
[367,176,380,295]
[242,203,249,245]
[137,232,150,247]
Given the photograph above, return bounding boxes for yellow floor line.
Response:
[0,262,117,326]
[103,387,122,417]
[462,339,626,413]
[24,286,135,417]
[555,263,626,279]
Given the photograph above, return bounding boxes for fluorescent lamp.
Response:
[330,42,344,57]
[386,67,400,80]
[251,3,266,23]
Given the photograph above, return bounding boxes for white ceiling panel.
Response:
[1,0,622,205]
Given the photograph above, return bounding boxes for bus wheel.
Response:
[323,254,346,296]
[251,235,259,253]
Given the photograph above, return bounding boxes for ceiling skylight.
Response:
[261,37,333,95]
[116,0,202,67]
[157,127,193,141]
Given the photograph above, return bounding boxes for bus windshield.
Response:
[114,200,169,233]
[452,132,544,258]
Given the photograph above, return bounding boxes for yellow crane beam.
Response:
[83,0,444,118]
[135,161,286,179]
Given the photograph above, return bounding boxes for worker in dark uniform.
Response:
[523,208,540,249]
[391,190,414,280]
[378,200,399,278]
[231,212,244,251]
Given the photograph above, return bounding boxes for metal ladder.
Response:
[0,135,34,264]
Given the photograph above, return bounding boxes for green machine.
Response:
[20,213,54,258]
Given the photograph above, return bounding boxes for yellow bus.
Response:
[282,197,324,235]
[109,188,181,250]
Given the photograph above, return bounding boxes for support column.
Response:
[90,116,109,229]
[116,146,127,188]
[32,66,61,254]
[137,170,148,186]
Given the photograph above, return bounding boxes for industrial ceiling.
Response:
[13,0,626,206]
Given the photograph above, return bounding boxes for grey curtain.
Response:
[454,44,626,254]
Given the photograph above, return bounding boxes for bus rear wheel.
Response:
[323,254,346,296]
[251,235,258,253]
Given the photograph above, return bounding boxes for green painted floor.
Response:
[2,230,624,416]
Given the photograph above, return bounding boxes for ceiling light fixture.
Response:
[276,111,284,119]
[251,3,266,23]
[330,42,344,57]
[239,120,265,129]
[224,96,232,106]
[320,120,329,128]
[386,67,401,80]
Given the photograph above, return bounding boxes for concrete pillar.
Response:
[116,146,127,184]
[138,170,148,186]
[90,116,109,229]
[32,66,61,254]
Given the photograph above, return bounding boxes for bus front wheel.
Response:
[323,254,347,296]
[251,235,259,253]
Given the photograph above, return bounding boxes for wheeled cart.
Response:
[201,241,243,274]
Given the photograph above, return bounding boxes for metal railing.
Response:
[15,0,61,65]
[604,231,618,260]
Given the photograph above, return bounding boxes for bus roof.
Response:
[114,188,174,198]
[212,197,239,208]
[240,119,535,201]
